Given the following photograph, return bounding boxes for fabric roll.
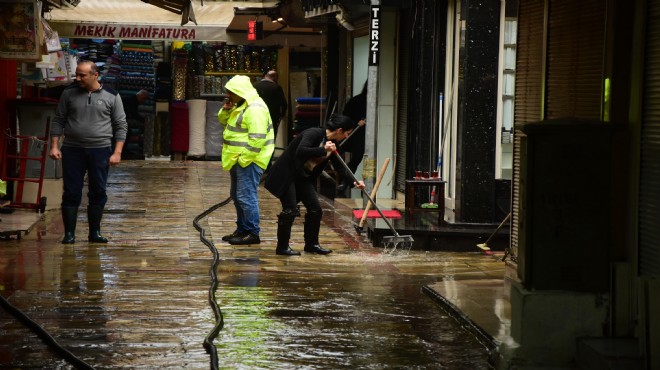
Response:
[296,103,326,111]
[172,57,187,101]
[296,97,326,105]
[154,111,171,156]
[143,114,154,157]
[170,101,189,152]
[187,99,207,157]
[205,100,223,159]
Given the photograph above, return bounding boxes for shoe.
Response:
[222,230,246,242]
[228,233,261,245]
[304,244,332,255]
[88,230,108,243]
[276,247,301,256]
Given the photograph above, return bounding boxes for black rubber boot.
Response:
[87,205,108,243]
[303,210,332,255]
[276,210,300,256]
[61,207,78,244]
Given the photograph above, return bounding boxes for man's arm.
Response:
[110,141,124,166]
[49,136,62,160]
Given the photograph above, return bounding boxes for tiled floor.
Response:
[0,161,511,368]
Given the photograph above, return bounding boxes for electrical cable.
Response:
[193,196,232,370]
[0,293,95,369]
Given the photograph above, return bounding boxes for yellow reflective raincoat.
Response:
[218,75,274,170]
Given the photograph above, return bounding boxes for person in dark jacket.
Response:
[337,81,367,195]
[49,60,128,244]
[121,89,149,124]
[264,114,365,256]
[254,70,287,141]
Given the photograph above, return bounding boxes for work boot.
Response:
[61,206,78,244]
[303,210,332,255]
[87,205,108,243]
[304,244,333,255]
[228,232,260,245]
[222,230,246,242]
[275,210,300,256]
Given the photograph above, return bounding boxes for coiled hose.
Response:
[193,196,232,370]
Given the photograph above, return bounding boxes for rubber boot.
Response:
[276,210,300,256]
[87,205,108,243]
[61,207,78,244]
[303,210,332,255]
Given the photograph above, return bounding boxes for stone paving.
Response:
[0,161,507,369]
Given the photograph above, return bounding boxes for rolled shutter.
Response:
[640,0,660,277]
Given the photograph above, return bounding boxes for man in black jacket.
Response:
[255,70,287,141]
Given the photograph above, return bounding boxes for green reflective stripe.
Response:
[249,133,268,139]
[224,140,261,153]
[236,111,245,127]
[224,139,249,148]
[264,139,275,146]
[227,125,249,133]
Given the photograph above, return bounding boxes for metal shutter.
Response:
[514,0,545,126]
[395,12,410,193]
[640,0,660,277]
[545,0,606,119]
[512,0,545,258]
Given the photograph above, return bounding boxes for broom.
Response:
[476,212,511,254]
[355,157,390,235]
[334,151,414,252]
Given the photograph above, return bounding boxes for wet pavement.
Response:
[0,161,506,369]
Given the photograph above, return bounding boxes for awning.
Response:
[47,0,279,41]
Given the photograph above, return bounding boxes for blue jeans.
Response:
[230,163,264,235]
[61,146,112,208]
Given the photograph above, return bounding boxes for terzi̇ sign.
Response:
[369,6,380,66]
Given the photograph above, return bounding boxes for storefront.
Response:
[20,0,327,160]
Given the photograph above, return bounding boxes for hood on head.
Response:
[225,75,260,104]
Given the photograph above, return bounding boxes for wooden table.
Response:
[405,178,446,225]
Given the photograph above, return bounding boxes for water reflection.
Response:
[215,260,491,369]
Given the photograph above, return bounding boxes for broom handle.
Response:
[333,151,400,236]
[484,212,511,245]
[359,157,391,228]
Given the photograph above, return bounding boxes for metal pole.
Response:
[363,0,381,206]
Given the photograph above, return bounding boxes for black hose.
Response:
[193,196,232,370]
[1,196,232,370]
[0,293,95,369]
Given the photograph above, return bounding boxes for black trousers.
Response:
[279,177,321,214]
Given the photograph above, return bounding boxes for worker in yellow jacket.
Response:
[217,75,274,245]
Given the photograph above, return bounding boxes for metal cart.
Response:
[1,119,49,214]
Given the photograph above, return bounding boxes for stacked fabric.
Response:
[170,101,189,153]
[117,41,154,160]
[293,97,327,134]
[118,41,154,94]
[205,100,223,160]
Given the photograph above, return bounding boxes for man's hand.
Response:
[109,153,122,166]
[49,147,62,160]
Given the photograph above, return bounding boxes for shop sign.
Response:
[369,6,380,66]
[50,21,227,41]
